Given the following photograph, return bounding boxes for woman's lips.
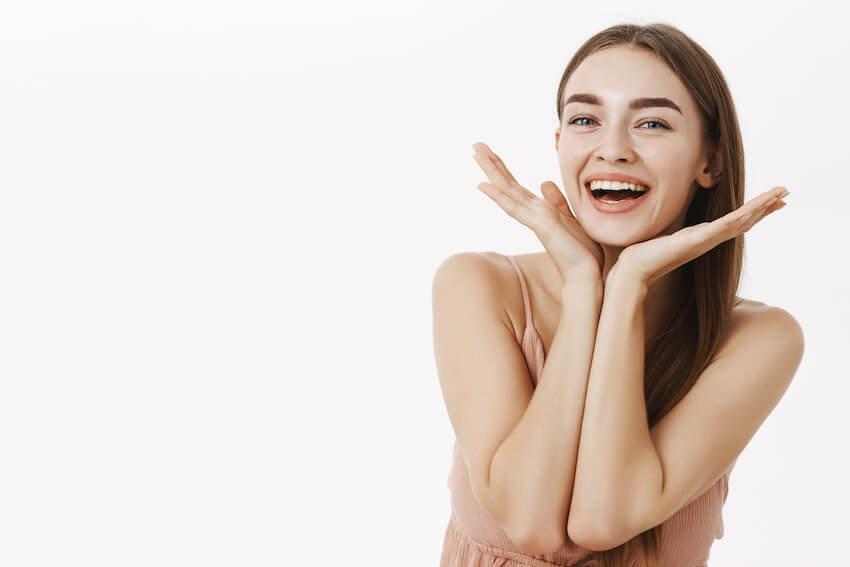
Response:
[584,182,651,214]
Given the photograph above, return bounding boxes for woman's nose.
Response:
[593,129,636,163]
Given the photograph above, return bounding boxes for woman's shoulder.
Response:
[446,250,537,286]
[720,297,804,359]
[435,250,520,286]
[443,251,553,344]
[434,251,530,343]
[730,297,799,326]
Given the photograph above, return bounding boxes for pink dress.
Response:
[439,255,731,567]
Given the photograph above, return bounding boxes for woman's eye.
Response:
[639,120,670,129]
[568,116,597,127]
[567,117,670,129]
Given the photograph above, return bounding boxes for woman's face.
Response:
[556,44,718,247]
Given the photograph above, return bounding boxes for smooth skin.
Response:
[452,44,804,552]
[475,142,788,290]
[434,46,803,553]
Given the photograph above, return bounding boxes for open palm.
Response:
[614,187,790,288]
[473,142,604,282]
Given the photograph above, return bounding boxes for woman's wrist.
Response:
[604,264,649,301]
[561,267,604,302]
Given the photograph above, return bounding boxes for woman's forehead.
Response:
[566,47,690,110]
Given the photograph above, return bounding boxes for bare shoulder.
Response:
[432,251,513,293]
[480,251,536,343]
[728,298,803,337]
[432,251,528,344]
[432,251,512,320]
[719,297,805,364]
[677,298,804,479]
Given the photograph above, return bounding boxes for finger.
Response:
[764,200,788,216]
[748,196,788,226]
[670,188,789,264]
[747,188,789,221]
[489,152,520,186]
[540,185,562,213]
[473,142,520,184]
[725,187,789,225]
[755,194,784,218]
[744,187,789,215]
[473,152,535,203]
[477,177,523,213]
[472,143,536,200]
[478,182,547,230]
[540,181,575,220]
[758,200,787,221]
[473,153,539,206]
[679,206,747,250]
[731,194,788,235]
[473,151,510,187]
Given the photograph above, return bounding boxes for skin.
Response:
[469,44,801,550]
[557,44,722,339]
[475,44,788,346]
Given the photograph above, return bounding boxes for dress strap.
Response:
[506,255,534,329]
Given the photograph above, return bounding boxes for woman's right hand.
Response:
[472,142,604,285]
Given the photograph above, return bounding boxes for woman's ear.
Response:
[696,145,723,188]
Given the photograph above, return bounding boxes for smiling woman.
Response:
[435,21,803,567]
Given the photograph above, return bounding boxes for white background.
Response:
[0,1,846,565]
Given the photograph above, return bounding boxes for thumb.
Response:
[541,181,575,220]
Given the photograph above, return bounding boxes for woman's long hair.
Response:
[555,22,746,566]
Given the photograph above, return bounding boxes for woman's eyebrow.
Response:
[564,92,682,115]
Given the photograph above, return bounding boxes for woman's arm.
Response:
[564,188,794,551]
[565,272,658,549]
[566,268,804,552]
[487,268,602,553]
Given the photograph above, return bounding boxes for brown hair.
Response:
[555,22,745,566]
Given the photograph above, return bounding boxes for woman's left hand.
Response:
[610,186,790,289]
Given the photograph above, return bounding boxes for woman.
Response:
[433,23,804,567]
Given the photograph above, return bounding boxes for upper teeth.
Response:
[589,180,649,191]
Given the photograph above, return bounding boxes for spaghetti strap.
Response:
[506,255,534,329]
[441,257,730,566]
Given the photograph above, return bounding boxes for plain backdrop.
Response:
[0,1,846,565]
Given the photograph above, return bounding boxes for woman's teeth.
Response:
[588,180,649,191]
[599,194,627,204]
[587,180,649,204]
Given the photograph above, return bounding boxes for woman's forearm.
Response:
[567,273,662,545]
[487,272,603,551]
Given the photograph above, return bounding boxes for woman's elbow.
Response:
[509,526,565,556]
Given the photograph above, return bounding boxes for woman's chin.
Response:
[584,226,651,248]
[576,207,660,247]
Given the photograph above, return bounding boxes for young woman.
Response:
[433,23,804,567]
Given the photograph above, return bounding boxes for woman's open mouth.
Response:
[585,181,651,214]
